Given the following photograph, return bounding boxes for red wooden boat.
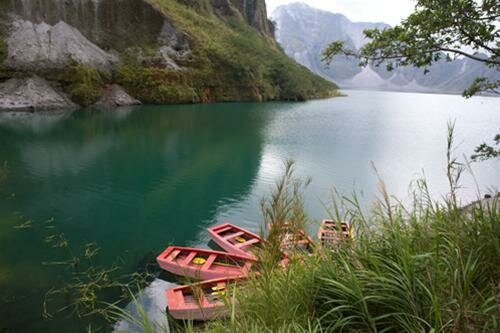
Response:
[318,220,352,248]
[207,223,262,259]
[166,276,245,320]
[156,246,255,280]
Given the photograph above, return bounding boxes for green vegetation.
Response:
[212,191,499,332]
[472,134,500,161]
[63,63,106,106]
[117,64,199,104]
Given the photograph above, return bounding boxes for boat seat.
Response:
[235,238,259,248]
[202,254,217,271]
[223,231,244,240]
[169,249,181,260]
[214,225,233,234]
[182,252,198,266]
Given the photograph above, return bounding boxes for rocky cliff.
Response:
[0,0,335,110]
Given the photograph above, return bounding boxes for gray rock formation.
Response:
[0,76,77,111]
[95,84,141,108]
[5,19,118,72]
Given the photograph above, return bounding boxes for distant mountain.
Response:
[271,2,499,94]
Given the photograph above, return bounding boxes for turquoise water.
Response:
[0,90,498,331]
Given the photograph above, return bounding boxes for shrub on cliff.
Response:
[64,63,106,107]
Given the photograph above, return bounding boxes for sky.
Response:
[267,0,416,26]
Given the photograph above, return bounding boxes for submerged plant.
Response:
[35,219,157,329]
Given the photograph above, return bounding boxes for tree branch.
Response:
[438,47,500,65]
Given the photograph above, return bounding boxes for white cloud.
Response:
[267,0,416,26]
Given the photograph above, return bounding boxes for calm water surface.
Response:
[0,90,498,331]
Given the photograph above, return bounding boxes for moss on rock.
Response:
[63,63,106,106]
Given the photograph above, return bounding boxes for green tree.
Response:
[323,0,499,160]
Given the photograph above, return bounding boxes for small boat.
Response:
[156,246,255,280]
[269,223,315,255]
[281,228,315,255]
[318,220,352,248]
[166,276,245,320]
[207,223,262,259]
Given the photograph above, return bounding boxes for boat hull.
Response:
[166,277,245,321]
[156,246,255,280]
[207,223,261,259]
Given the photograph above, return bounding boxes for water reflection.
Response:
[0,111,73,133]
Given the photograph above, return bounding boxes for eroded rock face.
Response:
[230,0,274,37]
[0,77,77,111]
[94,84,141,108]
[5,19,118,72]
[208,0,275,37]
[1,0,170,51]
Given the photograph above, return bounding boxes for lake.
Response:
[0,90,498,332]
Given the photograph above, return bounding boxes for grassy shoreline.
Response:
[205,193,499,332]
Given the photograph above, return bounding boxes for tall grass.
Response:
[205,189,498,332]
[258,159,311,270]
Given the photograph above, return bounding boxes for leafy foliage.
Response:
[471,134,500,161]
[463,77,500,97]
